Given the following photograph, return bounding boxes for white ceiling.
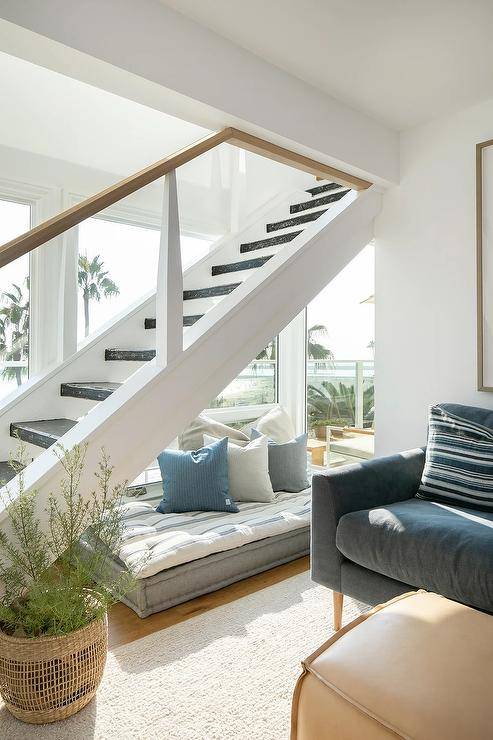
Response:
[160,0,493,131]
[0,51,210,175]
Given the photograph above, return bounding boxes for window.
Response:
[181,234,214,270]
[77,217,161,343]
[209,338,277,410]
[306,245,374,465]
[77,219,216,344]
[0,198,31,400]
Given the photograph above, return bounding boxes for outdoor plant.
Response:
[0,442,134,638]
[78,254,120,337]
[0,279,29,387]
[307,381,375,429]
[307,324,334,361]
[256,339,276,360]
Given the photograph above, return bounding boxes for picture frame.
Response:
[476,138,493,390]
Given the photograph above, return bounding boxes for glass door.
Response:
[306,244,375,467]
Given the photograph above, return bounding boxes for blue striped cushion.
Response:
[156,436,238,514]
[417,404,493,510]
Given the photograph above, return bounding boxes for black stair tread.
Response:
[183,283,241,300]
[240,231,302,254]
[266,209,327,233]
[183,315,204,327]
[105,349,156,361]
[290,189,349,214]
[306,182,344,196]
[0,460,23,485]
[145,315,204,329]
[11,419,77,448]
[212,255,273,276]
[61,381,121,401]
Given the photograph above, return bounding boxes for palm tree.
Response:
[256,339,276,361]
[307,324,334,360]
[307,380,375,429]
[0,281,29,387]
[78,255,120,337]
[255,325,333,362]
[307,382,346,427]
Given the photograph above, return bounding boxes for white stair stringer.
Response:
[0,186,381,535]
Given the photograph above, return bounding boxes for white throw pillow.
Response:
[256,405,295,444]
[179,412,249,451]
[203,434,274,503]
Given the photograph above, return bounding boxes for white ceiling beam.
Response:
[0,1,398,186]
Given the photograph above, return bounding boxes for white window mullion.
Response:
[29,186,65,374]
[278,310,307,436]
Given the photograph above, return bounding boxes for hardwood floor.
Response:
[108,556,310,650]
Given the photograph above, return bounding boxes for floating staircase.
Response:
[0,125,379,587]
[0,181,352,485]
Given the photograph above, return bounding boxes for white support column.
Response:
[278,310,307,436]
[156,170,183,367]
[28,186,67,374]
[355,360,364,428]
[58,227,79,361]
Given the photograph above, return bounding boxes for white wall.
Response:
[375,97,493,455]
[0,2,399,185]
[0,50,210,176]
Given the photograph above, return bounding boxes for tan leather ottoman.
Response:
[291,591,493,740]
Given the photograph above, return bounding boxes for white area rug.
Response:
[1,572,366,740]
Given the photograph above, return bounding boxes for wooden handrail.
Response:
[226,129,371,190]
[0,127,371,269]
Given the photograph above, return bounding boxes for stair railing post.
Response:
[156,170,182,367]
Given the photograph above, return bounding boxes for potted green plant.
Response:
[0,443,134,724]
[310,419,329,441]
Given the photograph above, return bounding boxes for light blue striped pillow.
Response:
[417,404,493,510]
[156,436,238,514]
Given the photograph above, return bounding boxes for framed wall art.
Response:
[476,138,493,390]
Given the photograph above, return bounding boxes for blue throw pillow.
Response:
[251,429,309,492]
[156,436,238,514]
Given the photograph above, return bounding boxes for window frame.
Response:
[0,178,61,381]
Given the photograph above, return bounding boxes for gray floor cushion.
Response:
[90,527,309,617]
[336,498,493,612]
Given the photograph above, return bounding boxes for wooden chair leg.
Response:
[333,591,343,631]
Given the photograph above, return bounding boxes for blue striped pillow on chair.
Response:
[417,404,493,510]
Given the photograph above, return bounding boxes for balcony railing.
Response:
[307,359,374,430]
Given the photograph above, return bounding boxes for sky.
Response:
[77,219,212,340]
[307,243,375,361]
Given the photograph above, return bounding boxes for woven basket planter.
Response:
[0,613,108,724]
